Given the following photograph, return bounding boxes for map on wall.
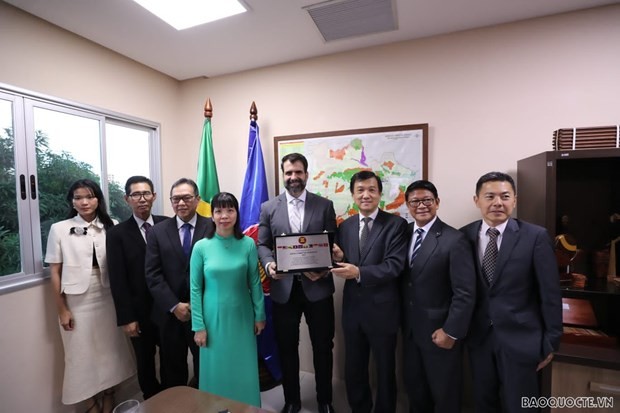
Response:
[274,124,428,224]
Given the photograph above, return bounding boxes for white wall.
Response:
[1,1,619,411]
[0,3,179,412]
[177,4,620,227]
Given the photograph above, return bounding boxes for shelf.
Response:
[561,279,620,296]
[555,342,620,371]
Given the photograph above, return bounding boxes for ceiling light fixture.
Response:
[132,0,247,30]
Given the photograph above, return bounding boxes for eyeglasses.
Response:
[128,191,154,201]
[407,198,435,208]
[170,195,196,204]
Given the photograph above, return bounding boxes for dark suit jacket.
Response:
[107,214,167,326]
[257,191,337,304]
[338,209,407,335]
[145,215,213,325]
[402,218,476,346]
[460,218,563,363]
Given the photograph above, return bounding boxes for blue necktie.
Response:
[182,223,192,257]
[410,228,424,266]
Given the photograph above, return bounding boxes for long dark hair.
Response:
[205,192,244,240]
[66,179,115,230]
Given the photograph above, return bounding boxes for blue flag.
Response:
[240,119,282,385]
[240,120,268,232]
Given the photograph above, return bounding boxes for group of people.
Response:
[47,176,266,412]
[46,151,562,413]
[257,153,562,413]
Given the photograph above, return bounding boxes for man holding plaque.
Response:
[258,153,337,413]
[332,171,407,413]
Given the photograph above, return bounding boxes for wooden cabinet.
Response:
[550,362,620,412]
[517,149,620,405]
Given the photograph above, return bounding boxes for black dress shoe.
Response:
[280,403,301,413]
[318,403,335,413]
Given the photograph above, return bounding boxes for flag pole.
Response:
[250,100,257,121]
[242,100,282,388]
[204,98,213,119]
[196,97,220,217]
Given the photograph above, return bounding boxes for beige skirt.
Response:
[59,269,136,404]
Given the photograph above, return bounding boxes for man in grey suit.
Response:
[331,170,407,413]
[145,178,214,389]
[401,180,475,413]
[258,153,337,413]
[460,172,562,413]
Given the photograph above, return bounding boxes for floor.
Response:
[260,371,408,413]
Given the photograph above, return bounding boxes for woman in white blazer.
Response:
[45,179,135,413]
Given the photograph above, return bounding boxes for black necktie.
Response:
[359,217,371,253]
[482,227,500,284]
[142,222,151,241]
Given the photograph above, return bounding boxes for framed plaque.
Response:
[274,232,334,273]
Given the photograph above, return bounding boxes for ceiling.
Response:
[5,0,619,80]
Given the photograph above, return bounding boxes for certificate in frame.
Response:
[274,232,335,273]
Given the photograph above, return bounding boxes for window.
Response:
[0,85,161,293]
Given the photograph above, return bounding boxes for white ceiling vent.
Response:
[304,0,397,42]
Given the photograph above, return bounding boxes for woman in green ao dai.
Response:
[190,192,266,406]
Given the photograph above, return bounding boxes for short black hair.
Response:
[124,175,154,196]
[205,192,244,240]
[170,178,199,197]
[475,172,517,195]
[405,180,438,200]
[349,170,382,193]
[281,153,308,173]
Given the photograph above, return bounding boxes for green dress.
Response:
[190,234,266,407]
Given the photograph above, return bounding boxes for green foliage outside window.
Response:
[0,127,131,277]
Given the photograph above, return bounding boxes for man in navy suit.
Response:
[145,178,213,389]
[107,176,167,399]
[401,180,476,413]
[258,153,337,413]
[332,171,407,413]
[460,172,562,413]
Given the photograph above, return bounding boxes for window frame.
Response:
[0,82,162,294]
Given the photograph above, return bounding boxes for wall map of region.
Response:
[274,124,428,224]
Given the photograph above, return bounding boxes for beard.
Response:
[284,178,306,195]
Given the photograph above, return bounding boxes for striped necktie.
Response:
[410,228,424,266]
